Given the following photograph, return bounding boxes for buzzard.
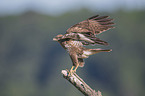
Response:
[53,34,111,75]
[53,15,115,75]
[61,15,114,45]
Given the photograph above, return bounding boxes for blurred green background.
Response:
[0,0,145,96]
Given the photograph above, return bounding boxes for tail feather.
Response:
[84,48,112,56]
[90,48,112,54]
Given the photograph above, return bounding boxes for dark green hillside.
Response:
[0,9,145,96]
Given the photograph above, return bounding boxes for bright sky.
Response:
[0,0,145,15]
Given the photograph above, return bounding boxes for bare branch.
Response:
[61,70,102,96]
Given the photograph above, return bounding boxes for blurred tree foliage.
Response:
[0,9,145,96]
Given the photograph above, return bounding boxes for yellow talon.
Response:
[68,65,79,76]
[68,66,74,76]
[73,64,79,73]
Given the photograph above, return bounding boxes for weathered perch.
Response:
[61,70,102,96]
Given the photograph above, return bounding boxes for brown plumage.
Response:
[62,15,115,45]
[53,15,115,75]
[53,34,111,75]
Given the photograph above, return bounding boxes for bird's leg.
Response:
[69,53,78,76]
[73,64,79,73]
[68,66,75,76]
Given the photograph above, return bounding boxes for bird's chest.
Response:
[65,41,83,54]
[65,41,82,48]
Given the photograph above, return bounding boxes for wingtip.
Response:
[88,15,99,20]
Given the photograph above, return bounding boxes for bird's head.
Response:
[53,34,63,41]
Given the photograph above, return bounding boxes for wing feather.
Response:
[66,15,115,35]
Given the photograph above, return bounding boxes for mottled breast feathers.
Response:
[53,14,115,73]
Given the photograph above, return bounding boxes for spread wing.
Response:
[66,15,115,35]
[62,32,109,45]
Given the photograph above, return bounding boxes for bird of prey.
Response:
[53,15,115,75]
[61,15,114,45]
[53,34,111,75]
